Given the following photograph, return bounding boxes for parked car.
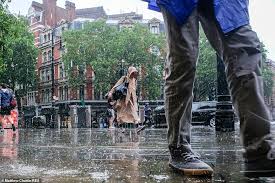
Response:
[32,116,46,128]
[153,101,217,128]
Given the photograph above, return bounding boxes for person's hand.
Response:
[109,100,116,106]
[107,92,113,100]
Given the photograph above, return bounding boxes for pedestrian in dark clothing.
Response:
[0,83,16,132]
[144,103,152,127]
[144,0,275,177]
[106,103,115,129]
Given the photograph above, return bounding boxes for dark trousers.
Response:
[161,1,272,160]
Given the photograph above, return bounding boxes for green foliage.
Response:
[63,20,273,101]
[63,20,166,99]
[0,0,9,9]
[0,4,11,72]
[260,42,274,98]
[0,11,38,97]
[262,65,273,98]
[194,32,273,101]
[194,30,216,101]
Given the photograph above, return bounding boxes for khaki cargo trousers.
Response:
[161,1,273,159]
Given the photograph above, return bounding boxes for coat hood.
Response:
[127,66,138,78]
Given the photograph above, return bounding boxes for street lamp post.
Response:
[120,59,125,77]
[51,29,55,107]
[79,47,85,106]
[215,54,235,132]
[50,28,58,128]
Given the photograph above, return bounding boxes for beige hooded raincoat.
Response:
[108,66,140,125]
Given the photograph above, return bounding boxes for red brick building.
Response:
[27,0,105,107]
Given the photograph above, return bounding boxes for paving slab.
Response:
[0,123,275,183]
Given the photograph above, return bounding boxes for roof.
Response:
[31,1,43,9]
[106,19,119,25]
[76,6,107,19]
[148,17,161,23]
[108,12,143,20]
[118,18,135,24]
[73,17,95,22]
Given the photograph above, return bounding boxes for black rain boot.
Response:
[0,123,4,134]
[244,137,275,177]
[12,124,16,132]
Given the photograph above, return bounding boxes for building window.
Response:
[43,70,46,81]
[48,33,51,41]
[36,16,40,22]
[45,89,48,102]
[59,64,65,79]
[40,70,43,81]
[48,50,52,61]
[43,52,47,62]
[64,86,68,100]
[59,86,64,100]
[41,90,44,102]
[44,35,47,42]
[150,25,159,34]
[46,69,51,81]
[41,70,47,82]
[27,91,37,106]
[45,88,51,102]
[39,34,43,44]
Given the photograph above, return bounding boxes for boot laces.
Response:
[182,152,200,161]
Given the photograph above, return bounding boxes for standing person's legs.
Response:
[198,0,275,176]
[161,7,213,175]
[5,109,16,131]
[224,26,275,176]
[0,114,3,133]
[8,114,15,131]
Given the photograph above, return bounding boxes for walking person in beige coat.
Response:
[108,66,145,132]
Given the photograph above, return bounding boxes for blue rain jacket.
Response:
[0,89,13,108]
[143,0,249,33]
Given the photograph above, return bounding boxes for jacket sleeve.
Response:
[109,76,127,94]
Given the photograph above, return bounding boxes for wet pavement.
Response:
[0,123,275,183]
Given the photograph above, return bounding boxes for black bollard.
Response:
[215,54,235,132]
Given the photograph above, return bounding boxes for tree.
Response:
[261,42,274,98]
[115,24,166,100]
[194,31,273,102]
[63,21,119,98]
[0,12,38,99]
[63,20,166,100]
[0,0,11,73]
[194,30,217,101]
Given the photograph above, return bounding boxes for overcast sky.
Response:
[8,0,275,60]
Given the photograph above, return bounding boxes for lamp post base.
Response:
[215,95,235,132]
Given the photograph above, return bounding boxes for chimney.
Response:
[65,1,76,21]
[43,0,57,27]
